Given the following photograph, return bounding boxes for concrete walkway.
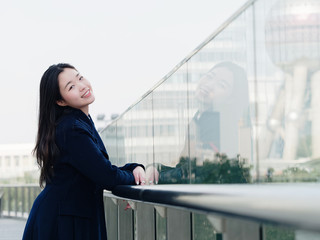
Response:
[0,218,26,240]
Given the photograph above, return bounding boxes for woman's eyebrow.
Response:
[220,78,231,88]
[64,81,72,89]
[64,73,80,89]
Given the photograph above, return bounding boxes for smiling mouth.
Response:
[82,89,91,98]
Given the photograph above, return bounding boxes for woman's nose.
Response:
[79,82,86,91]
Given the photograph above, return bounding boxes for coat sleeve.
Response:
[119,163,144,172]
[64,122,137,190]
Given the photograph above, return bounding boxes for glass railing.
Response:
[100,0,320,239]
[100,0,320,185]
[104,184,320,240]
[0,185,40,219]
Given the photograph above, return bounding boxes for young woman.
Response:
[23,63,146,239]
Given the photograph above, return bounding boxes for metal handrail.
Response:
[107,183,320,233]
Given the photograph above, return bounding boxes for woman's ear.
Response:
[56,99,67,107]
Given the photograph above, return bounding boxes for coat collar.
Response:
[59,107,94,127]
[72,108,94,126]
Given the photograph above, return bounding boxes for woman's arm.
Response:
[62,123,145,190]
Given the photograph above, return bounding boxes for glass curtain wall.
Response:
[100,0,320,185]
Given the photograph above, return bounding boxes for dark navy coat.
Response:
[23,108,142,240]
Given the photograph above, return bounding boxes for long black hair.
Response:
[33,63,76,187]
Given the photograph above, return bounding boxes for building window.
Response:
[5,156,10,167]
[23,155,29,165]
[14,156,20,166]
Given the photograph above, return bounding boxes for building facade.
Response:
[0,144,38,183]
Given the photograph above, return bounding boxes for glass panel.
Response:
[117,111,132,166]
[295,230,320,240]
[99,0,320,184]
[155,210,167,240]
[104,197,118,240]
[135,203,155,239]
[100,122,118,164]
[130,94,154,170]
[118,200,134,239]
[193,213,217,240]
[254,0,320,182]
[187,8,254,184]
[263,224,294,240]
[152,64,189,184]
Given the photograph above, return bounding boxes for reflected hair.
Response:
[210,61,249,114]
[211,61,248,101]
[33,63,76,188]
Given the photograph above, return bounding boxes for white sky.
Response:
[0,0,247,144]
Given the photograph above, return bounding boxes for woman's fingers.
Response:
[133,166,146,185]
[133,166,160,185]
[146,166,159,185]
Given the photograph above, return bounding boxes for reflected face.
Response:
[56,68,95,115]
[196,67,234,105]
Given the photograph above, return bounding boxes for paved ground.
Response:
[0,218,26,240]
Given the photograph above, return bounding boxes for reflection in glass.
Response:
[99,1,320,239]
[151,65,190,184]
[158,61,252,184]
[189,61,250,160]
[257,0,320,182]
[99,0,320,185]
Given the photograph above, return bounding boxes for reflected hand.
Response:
[133,166,146,185]
[146,166,159,185]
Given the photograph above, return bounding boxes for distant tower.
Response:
[264,0,320,160]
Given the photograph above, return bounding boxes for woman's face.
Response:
[195,66,234,105]
[56,68,95,115]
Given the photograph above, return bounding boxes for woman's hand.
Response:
[146,166,159,185]
[133,166,146,185]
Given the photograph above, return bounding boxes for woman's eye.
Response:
[218,80,227,89]
[69,85,75,91]
[79,76,83,80]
